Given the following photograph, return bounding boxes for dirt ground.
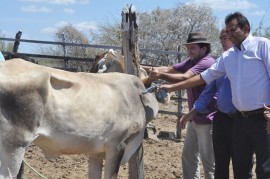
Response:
[23,92,252,179]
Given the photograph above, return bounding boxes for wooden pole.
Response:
[176,45,182,139]
[128,143,145,179]
[13,31,22,53]
[122,4,140,77]
[121,4,129,69]
[122,4,144,179]
[61,33,68,68]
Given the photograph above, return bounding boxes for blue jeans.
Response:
[233,113,270,179]
[213,111,253,179]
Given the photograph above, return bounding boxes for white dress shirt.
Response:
[201,34,270,111]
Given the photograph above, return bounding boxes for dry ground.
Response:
[23,92,254,178]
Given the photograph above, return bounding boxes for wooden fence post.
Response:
[176,45,182,139]
[13,31,22,53]
[61,33,68,68]
[122,4,144,179]
[122,4,140,77]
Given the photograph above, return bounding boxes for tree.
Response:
[38,4,222,69]
[0,31,14,52]
[91,3,221,66]
[138,7,179,65]
[55,24,89,58]
[41,24,96,72]
[90,21,122,47]
[265,27,270,39]
[174,3,221,54]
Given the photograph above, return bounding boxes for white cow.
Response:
[0,58,159,179]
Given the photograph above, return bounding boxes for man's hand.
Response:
[263,104,270,134]
[158,84,173,93]
[149,68,160,80]
[179,108,197,129]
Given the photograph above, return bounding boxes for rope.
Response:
[22,159,48,179]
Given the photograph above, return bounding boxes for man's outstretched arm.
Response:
[159,74,206,93]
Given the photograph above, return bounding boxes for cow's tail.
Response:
[140,92,159,124]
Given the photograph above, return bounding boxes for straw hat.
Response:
[183,32,211,45]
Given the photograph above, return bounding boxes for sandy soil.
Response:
[22,92,253,179]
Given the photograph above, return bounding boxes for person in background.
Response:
[159,12,270,179]
[180,28,253,179]
[144,32,216,179]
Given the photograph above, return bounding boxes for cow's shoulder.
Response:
[0,59,49,149]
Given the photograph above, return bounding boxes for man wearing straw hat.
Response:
[143,31,216,179]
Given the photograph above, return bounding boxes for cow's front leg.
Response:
[16,162,25,179]
[88,153,104,179]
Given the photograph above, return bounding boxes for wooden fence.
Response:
[0,35,184,65]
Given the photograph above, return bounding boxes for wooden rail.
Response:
[0,37,184,56]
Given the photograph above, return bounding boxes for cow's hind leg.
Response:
[88,153,104,179]
[104,142,126,179]
[17,161,25,179]
[0,146,26,178]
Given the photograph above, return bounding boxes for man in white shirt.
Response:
[160,12,270,179]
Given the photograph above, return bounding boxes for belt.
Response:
[237,108,264,117]
[218,110,237,118]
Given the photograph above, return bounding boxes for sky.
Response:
[1,0,270,53]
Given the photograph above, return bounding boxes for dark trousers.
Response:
[233,113,270,179]
[213,111,253,179]
[212,111,236,179]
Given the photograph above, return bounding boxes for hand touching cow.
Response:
[264,104,270,134]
